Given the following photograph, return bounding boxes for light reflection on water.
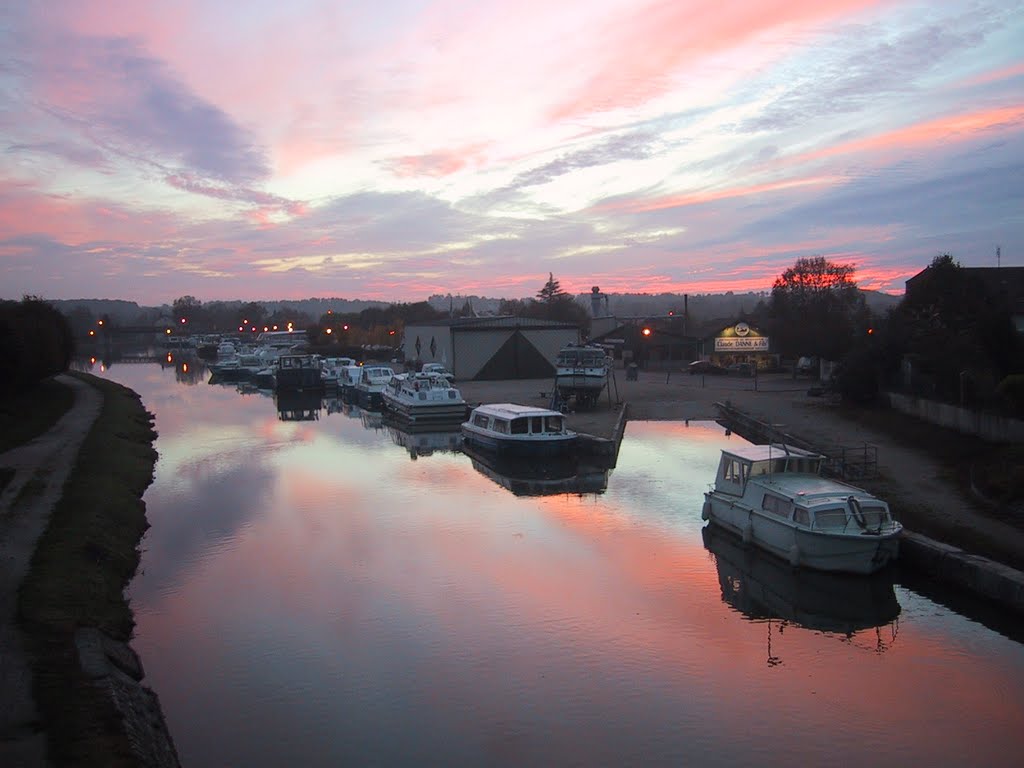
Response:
[86,363,1024,767]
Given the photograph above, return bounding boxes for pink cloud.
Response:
[600,175,840,215]
[794,105,1024,166]
[387,146,488,178]
[548,0,885,120]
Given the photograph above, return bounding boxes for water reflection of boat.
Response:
[702,524,901,635]
[275,389,323,421]
[460,441,610,496]
[384,416,464,459]
[360,408,384,431]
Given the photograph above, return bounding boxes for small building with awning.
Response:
[402,316,580,380]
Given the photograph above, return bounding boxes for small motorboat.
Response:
[703,443,902,574]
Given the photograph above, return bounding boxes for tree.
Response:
[892,253,1024,406]
[0,297,74,394]
[237,302,267,330]
[536,273,567,304]
[171,295,207,331]
[769,256,866,360]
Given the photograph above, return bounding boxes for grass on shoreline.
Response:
[17,372,160,767]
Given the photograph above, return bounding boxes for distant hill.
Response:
[44,289,902,325]
[861,290,902,313]
[47,299,153,324]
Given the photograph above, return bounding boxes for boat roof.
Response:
[755,473,879,505]
[721,443,824,462]
[470,403,564,418]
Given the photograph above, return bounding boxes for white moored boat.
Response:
[461,403,577,457]
[702,443,902,575]
[554,343,609,408]
[354,365,395,409]
[381,372,468,422]
[321,357,357,387]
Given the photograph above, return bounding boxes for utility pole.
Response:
[996,245,1001,268]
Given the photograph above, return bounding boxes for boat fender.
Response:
[788,544,800,568]
[701,500,711,521]
[741,522,753,544]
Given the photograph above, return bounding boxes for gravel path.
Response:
[0,375,102,767]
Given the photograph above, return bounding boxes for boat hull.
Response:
[554,372,607,392]
[357,387,384,410]
[460,427,577,458]
[704,493,900,575]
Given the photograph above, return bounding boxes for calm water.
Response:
[90,360,1024,767]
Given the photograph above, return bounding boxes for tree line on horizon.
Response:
[10,256,1023,415]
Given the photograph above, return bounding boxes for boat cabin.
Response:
[468,404,568,437]
[556,344,608,369]
[359,366,395,387]
[275,354,324,390]
[713,444,823,496]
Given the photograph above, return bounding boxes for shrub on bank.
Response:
[0,297,75,394]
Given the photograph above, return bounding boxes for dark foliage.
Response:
[889,254,1024,409]
[0,297,75,395]
[768,256,867,360]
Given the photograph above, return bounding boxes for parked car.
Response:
[795,356,817,376]
[688,360,727,375]
[420,362,455,382]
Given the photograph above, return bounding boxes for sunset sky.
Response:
[1,0,1021,305]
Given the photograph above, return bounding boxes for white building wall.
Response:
[403,325,454,368]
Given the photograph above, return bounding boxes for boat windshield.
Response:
[557,350,605,367]
[545,415,564,432]
[813,508,850,529]
[750,459,786,476]
[785,457,821,473]
[859,504,890,526]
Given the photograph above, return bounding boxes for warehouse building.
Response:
[402,316,580,380]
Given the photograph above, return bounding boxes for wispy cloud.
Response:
[1,0,1021,303]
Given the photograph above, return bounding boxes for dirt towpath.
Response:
[0,374,102,767]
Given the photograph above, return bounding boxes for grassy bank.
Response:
[17,372,161,767]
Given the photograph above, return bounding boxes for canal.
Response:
[90,360,1024,767]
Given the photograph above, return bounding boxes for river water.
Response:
[90,360,1024,767]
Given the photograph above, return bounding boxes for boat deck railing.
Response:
[715,401,879,481]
